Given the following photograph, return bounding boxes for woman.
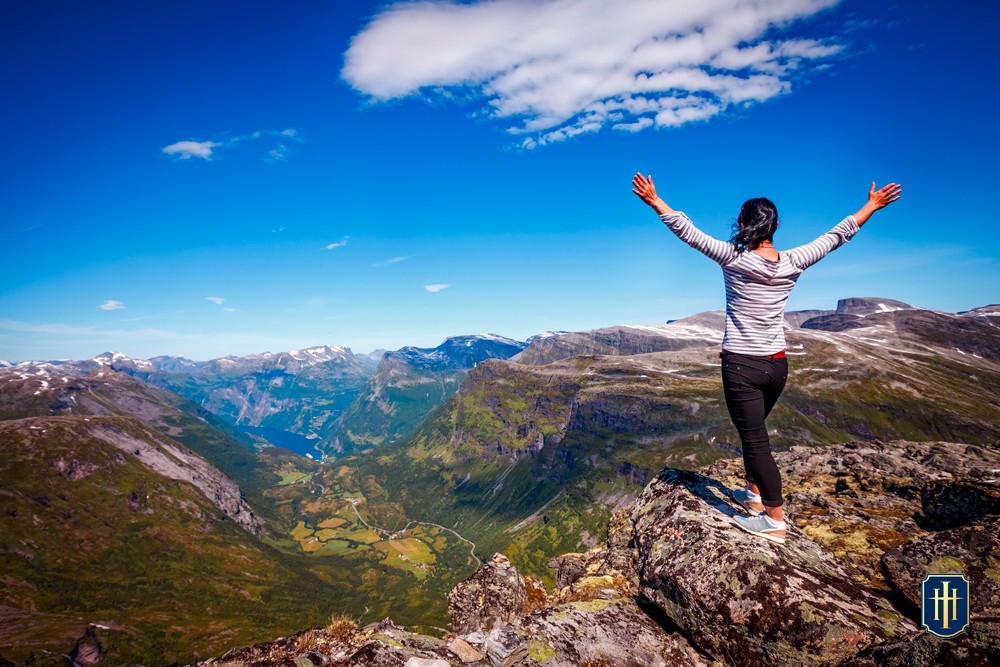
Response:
[632,173,901,544]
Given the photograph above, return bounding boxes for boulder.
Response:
[631,468,915,666]
[482,624,527,667]
[295,651,331,667]
[703,440,1000,593]
[446,636,486,663]
[517,597,711,667]
[918,479,1000,531]
[448,553,527,634]
[843,630,994,667]
[879,517,1000,661]
[881,517,1000,613]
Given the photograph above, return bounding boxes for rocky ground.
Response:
[171,438,999,667]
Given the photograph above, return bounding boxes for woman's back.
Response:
[660,210,860,355]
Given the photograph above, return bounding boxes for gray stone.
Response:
[448,553,527,634]
[517,598,711,667]
[918,479,1000,530]
[295,651,330,667]
[403,658,450,667]
[447,637,486,663]
[483,624,527,667]
[631,468,915,666]
[882,517,1000,614]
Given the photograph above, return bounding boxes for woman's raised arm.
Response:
[633,172,737,265]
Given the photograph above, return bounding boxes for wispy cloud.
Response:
[0,319,321,359]
[373,255,412,267]
[423,284,452,293]
[98,300,126,311]
[162,140,221,160]
[205,296,225,305]
[343,0,842,147]
[162,128,303,161]
[0,318,183,340]
[325,238,350,250]
[223,307,240,313]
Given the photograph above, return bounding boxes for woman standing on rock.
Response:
[631,174,901,544]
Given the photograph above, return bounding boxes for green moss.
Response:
[569,598,616,613]
[527,638,557,661]
[371,633,403,647]
[928,556,966,574]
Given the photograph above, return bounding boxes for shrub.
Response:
[325,612,359,642]
[295,629,324,651]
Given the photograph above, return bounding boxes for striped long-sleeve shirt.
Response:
[660,212,860,355]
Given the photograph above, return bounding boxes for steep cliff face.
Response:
[333,334,526,451]
[62,346,375,441]
[190,438,1000,667]
[0,365,275,504]
[0,416,358,666]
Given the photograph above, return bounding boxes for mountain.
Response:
[0,362,277,504]
[511,314,724,365]
[336,300,1000,582]
[511,298,920,366]
[960,304,1000,317]
[358,349,388,367]
[0,371,370,665]
[108,345,374,444]
[3,296,997,662]
[332,334,527,451]
[0,364,488,662]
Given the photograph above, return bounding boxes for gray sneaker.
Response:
[732,514,787,544]
[731,487,765,516]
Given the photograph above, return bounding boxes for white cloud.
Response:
[98,300,126,311]
[325,238,350,250]
[343,0,842,146]
[223,307,240,313]
[423,284,452,293]
[373,255,413,267]
[205,296,225,305]
[266,144,292,162]
[162,140,220,160]
[162,128,303,161]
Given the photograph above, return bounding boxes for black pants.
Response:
[721,353,789,507]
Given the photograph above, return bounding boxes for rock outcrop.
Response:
[633,468,913,665]
[448,554,528,634]
[191,439,1000,666]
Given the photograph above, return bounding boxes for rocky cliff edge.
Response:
[186,439,1000,667]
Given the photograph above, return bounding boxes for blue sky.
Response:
[2,0,997,362]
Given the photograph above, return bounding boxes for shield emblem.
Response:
[921,574,970,638]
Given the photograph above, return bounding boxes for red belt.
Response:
[719,350,786,360]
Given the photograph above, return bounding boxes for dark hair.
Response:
[731,197,779,252]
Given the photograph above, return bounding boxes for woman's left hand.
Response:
[632,173,659,206]
[632,172,675,215]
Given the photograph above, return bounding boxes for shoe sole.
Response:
[731,517,786,544]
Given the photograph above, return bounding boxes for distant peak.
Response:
[835,298,915,317]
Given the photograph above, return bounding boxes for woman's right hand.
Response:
[853,181,902,226]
